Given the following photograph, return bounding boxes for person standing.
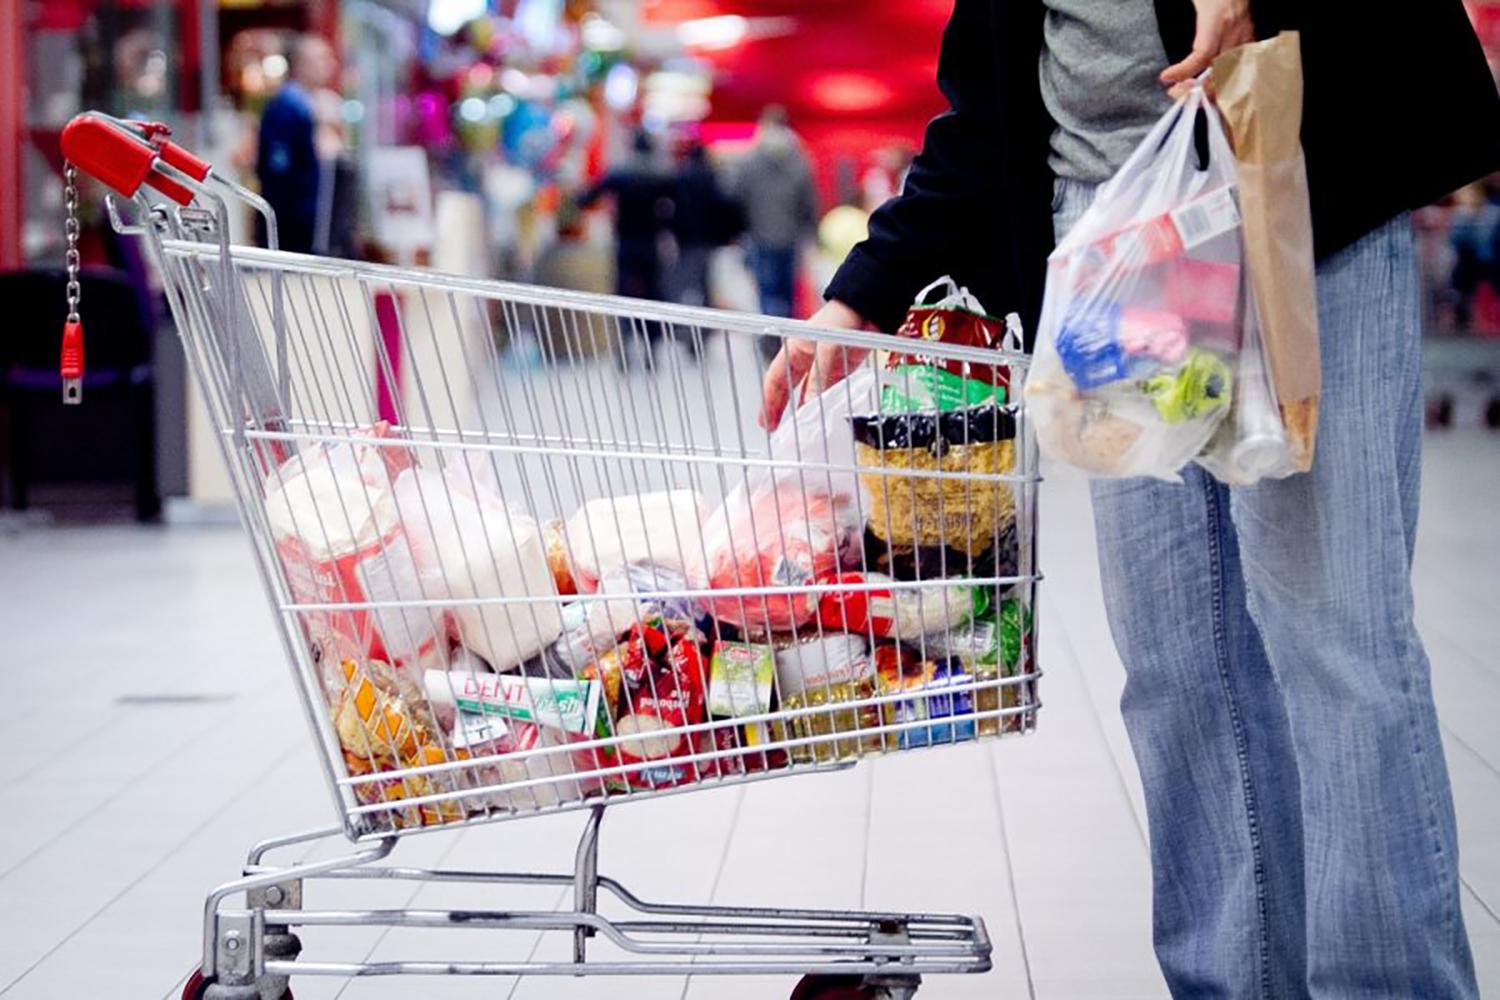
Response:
[578,130,674,305]
[761,2,1500,996]
[256,35,336,254]
[730,106,819,324]
[668,141,735,309]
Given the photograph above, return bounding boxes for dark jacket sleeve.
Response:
[576,173,616,209]
[825,0,1029,332]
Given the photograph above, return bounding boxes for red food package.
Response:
[696,368,874,636]
[701,486,859,634]
[817,571,895,636]
[614,638,707,789]
[887,294,1010,397]
[1161,256,1240,327]
[701,721,789,777]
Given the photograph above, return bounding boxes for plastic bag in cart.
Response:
[1026,84,1250,482]
[265,431,442,669]
[392,463,564,673]
[694,366,876,634]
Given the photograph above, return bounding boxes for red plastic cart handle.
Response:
[59,113,197,205]
[128,119,212,182]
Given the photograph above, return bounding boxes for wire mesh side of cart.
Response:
[133,190,1042,842]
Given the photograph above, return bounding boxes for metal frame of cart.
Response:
[61,112,1043,1000]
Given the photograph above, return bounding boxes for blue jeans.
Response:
[749,243,798,319]
[1053,179,1477,998]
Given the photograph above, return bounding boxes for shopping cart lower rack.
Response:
[61,113,1042,1000]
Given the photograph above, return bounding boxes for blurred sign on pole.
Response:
[367,146,434,255]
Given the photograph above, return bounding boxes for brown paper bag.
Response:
[1213,32,1320,471]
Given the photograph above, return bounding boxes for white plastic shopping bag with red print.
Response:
[1025,82,1297,483]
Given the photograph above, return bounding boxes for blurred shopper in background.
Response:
[579,130,673,306]
[730,106,818,324]
[763,2,1500,996]
[256,35,336,254]
[668,141,738,309]
[1448,180,1500,332]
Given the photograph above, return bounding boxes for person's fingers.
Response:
[1223,19,1255,49]
[759,340,816,430]
[793,343,869,408]
[1160,43,1215,86]
[1160,12,1224,85]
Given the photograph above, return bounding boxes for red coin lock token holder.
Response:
[57,114,211,402]
[59,113,209,206]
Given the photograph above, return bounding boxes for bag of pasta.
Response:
[856,278,1022,579]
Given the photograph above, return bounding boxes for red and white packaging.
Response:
[1161,256,1241,327]
[613,639,707,789]
[695,367,874,636]
[448,712,604,809]
[267,434,441,669]
[700,487,859,634]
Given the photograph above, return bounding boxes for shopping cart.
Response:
[60,113,1042,1000]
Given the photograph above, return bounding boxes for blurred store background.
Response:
[1,0,1499,520]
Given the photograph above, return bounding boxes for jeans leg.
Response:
[1228,216,1476,998]
[1091,468,1306,999]
[753,244,796,318]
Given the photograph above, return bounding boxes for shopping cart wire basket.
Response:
[60,113,1042,1000]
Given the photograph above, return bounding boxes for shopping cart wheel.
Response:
[789,974,878,1000]
[181,969,292,1000]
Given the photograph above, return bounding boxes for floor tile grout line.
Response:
[0,740,306,997]
[1442,727,1500,924]
[1442,721,1500,782]
[679,785,751,1000]
[505,886,574,1000]
[0,700,297,884]
[1463,879,1500,928]
[1055,618,1149,850]
[330,827,472,999]
[159,749,330,1000]
[986,745,1036,1000]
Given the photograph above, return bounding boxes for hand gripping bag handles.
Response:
[1026,62,1314,484]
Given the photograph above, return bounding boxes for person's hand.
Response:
[758,300,873,430]
[1160,0,1254,97]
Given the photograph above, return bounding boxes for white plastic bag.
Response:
[267,438,440,669]
[1026,84,1246,481]
[564,490,708,592]
[694,365,876,633]
[393,464,563,671]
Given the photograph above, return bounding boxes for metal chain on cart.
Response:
[60,161,85,404]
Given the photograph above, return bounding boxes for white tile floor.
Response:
[1,434,1497,999]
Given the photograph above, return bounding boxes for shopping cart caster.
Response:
[791,975,874,1000]
[792,974,919,1000]
[180,969,293,1000]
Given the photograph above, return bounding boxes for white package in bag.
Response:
[1026,84,1247,481]
[564,490,708,591]
[394,465,563,671]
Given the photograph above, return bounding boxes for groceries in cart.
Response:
[261,278,1034,831]
[693,369,872,634]
[1026,77,1316,483]
[267,424,442,671]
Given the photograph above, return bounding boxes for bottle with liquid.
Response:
[773,635,881,763]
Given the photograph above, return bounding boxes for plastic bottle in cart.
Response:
[773,636,881,763]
